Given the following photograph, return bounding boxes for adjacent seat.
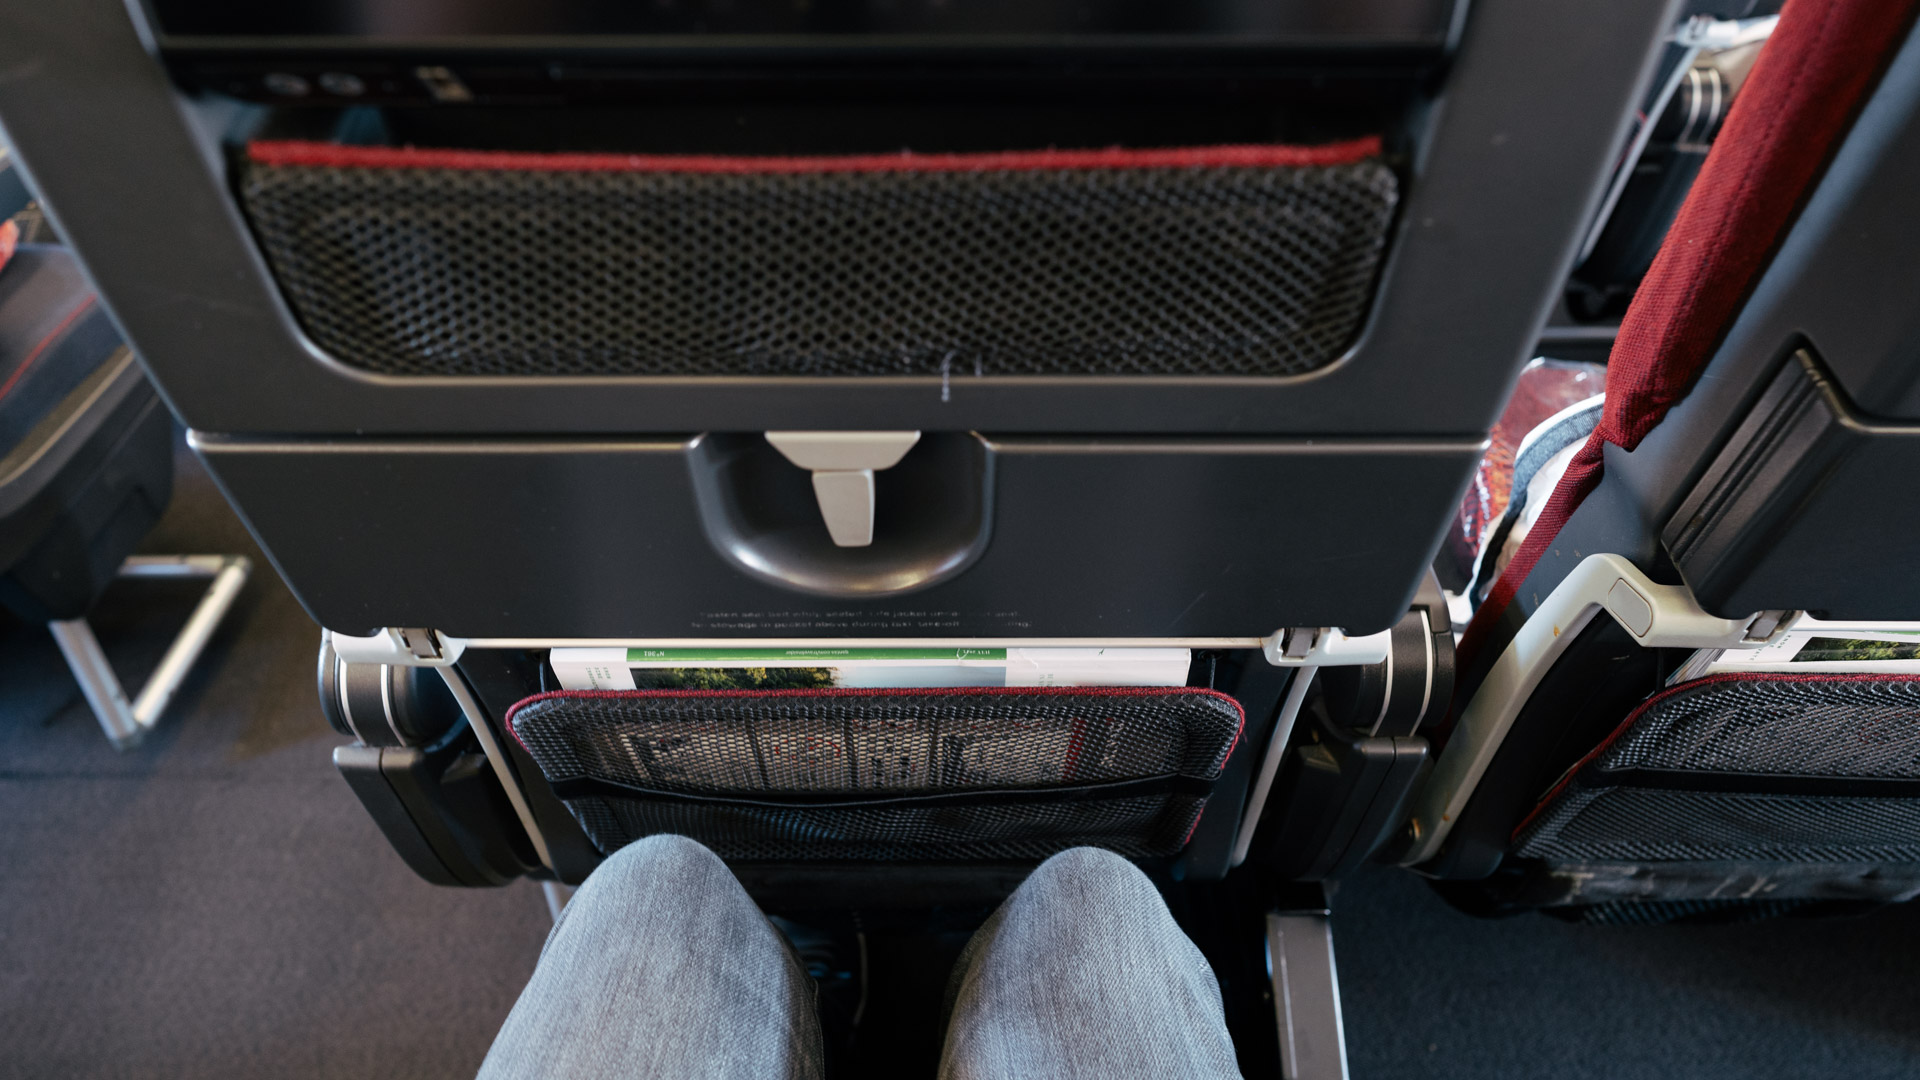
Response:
[0,143,254,747]
[0,236,251,747]
[1400,0,1920,919]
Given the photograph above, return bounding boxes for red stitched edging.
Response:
[504,684,1245,766]
[1508,671,1920,842]
[246,137,1383,175]
[0,294,96,408]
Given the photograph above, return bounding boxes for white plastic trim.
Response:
[1674,13,1779,50]
[765,430,922,547]
[347,634,1279,659]
[349,622,1397,657]
[1397,553,1793,867]
[1261,627,1393,668]
[763,431,922,471]
[328,627,466,667]
[345,630,1392,664]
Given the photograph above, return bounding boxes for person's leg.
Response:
[477,834,824,1080]
[938,847,1242,1080]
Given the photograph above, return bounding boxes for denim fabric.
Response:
[938,847,1243,1080]
[475,834,823,1080]
[479,839,1238,1079]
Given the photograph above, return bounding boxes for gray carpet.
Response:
[1334,865,1920,1079]
[3,434,1918,1078]
[0,435,550,1080]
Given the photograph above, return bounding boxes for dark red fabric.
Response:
[1508,672,1920,841]
[1457,0,1920,674]
[247,137,1382,175]
[503,684,1246,759]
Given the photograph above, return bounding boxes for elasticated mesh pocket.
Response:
[1514,675,1920,863]
[1516,788,1920,862]
[1576,675,1920,776]
[236,140,1397,379]
[507,687,1243,861]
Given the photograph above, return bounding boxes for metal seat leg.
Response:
[46,554,251,749]
[1268,892,1350,1080]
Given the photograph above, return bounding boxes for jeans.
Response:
[476,835,1242,1079]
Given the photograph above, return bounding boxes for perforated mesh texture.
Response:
[1560,898,1813,925]
[1584,676,1920,777]
[237,155,1397,378]
[565,792,1203,863]
[509,688,1242,860]
[1516,788,1920,862]
[1515,676,1920,863]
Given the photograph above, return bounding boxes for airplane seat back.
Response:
[1404,0,1920,919]
[0,0,1684,889]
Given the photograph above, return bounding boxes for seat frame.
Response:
[48,554,251,749]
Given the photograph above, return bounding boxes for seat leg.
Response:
[48,616,141,747]
[541,881,575,924]
[1268,892,1350,1080]
[46,554,251,750]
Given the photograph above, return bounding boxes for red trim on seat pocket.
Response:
[0,294,95,408]
[1509,672,1920,843]
[246,137,1383,175]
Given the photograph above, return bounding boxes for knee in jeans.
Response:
[583,833,726,895]
[1027,846,1159,903]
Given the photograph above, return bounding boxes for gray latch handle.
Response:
[765,431,922,547]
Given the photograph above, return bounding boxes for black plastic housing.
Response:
[1664,350,1920,620]
[333,732,537,887]
[197,434,1479,637]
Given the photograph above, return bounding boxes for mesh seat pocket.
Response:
[237,139,1397,379]
[507,686,1244,861]
[1514,674,1920,863]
